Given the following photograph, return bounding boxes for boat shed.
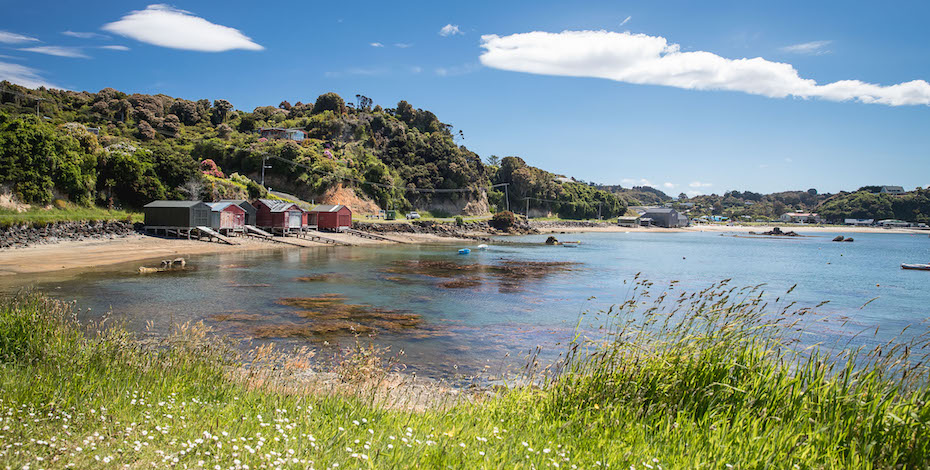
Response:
[206,202,246,233]
[218,199,257,226]
[310,204,352,231]
[641,208,685,228]
[143,200,211,228]
[617,216,641,227]
[253,199,304,233]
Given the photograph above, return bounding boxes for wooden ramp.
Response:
[301,229,353,246]
[244,225,274,238]
[342,228,409,244]
[195,226,239,245]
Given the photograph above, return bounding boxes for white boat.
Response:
[476,244,488,250]
[901,263,930,271]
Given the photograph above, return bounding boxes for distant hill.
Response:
[595,185,672,206]
[0,82,624,218]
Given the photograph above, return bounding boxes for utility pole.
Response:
[525,197,530,218]
[503,183,510,212]
[261,156,272,186]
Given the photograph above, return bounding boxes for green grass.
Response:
[0,205,142,228]
[0,281,928,468]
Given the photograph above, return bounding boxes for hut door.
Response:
[288,211,302,228]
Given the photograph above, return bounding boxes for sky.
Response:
[2,0,930,196]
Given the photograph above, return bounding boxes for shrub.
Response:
[490,211,516,231]
[454,216,464,226]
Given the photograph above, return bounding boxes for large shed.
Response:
[206,202,246,233]
[218,199,257,226]
[309,204,352,231]
[143,201,211,228]
[253,199,304,233]
[641,208,685,228]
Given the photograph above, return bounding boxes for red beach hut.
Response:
[253,199,304,234]
[309,205,352,231]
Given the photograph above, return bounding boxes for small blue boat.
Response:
[458,248,471,255]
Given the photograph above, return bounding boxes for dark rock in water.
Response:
[759,226,799,237]
[545,236,560,245]
[833,236,845,242]
[843,237,854,242]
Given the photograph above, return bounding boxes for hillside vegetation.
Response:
[0,83,624,219]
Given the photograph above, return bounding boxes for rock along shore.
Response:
[0,220,137,249]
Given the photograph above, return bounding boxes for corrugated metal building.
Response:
[206,202,246,232]
[641,208,686,228]
[310,204,352,231]
[143,201,211,228]
[218,200,257,225]
[254,199,304,232]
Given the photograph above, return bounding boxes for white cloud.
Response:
[394,43,412,48]
[780,40,832,55]
[479,30,930,106]
[689,181,713,188]
[439,24,463,37]
[620,16,632,27]
[686,190,704,197]
[102,4,263,52]
[370,42,384,47]
[410,66,423,73]
[19,46,89,59]
[622,178,654,187]
[784,157,793,163]
[435,63,478,77]
[100,45,130,51]
[62,31,109,40]
[662,182,676,189]
[0,61,59,88]
[0,31,39,44]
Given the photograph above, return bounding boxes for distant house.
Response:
[780,212,821,224]
[218,200,257,226]
[677,213,690,227]
[206,202,246,233]
[641,208,687,228]
[844,218,874,226]
[309,205,352,231]
[143,200,211,228]
[617,216,641,227]
[85,127,100,135]
[877,219,910,228]
[553,176,574,184]
[880,186,906,195]
[253,199,304,234]
[259,127,306,142]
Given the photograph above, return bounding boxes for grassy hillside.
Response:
[1,282,928,468]
[0,83,624,219]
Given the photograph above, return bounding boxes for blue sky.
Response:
[2,1,929,195]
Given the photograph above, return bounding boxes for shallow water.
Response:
[21,230,930,380]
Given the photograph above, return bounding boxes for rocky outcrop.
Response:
[530,220,608,229]
[0,220,138,249]
[352,218,537,240]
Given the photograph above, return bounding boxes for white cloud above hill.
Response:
[102,4,263,52]
[479,30,930,106]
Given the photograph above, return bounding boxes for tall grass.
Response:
[0,282,927,468]
[0,205,142,228]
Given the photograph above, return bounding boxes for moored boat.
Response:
[901,263,930,271]
[458,248,471,255]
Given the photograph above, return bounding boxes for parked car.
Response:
[407,211,421,219]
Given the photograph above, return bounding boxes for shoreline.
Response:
[534,223,929,235]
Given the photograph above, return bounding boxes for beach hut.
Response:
[218,200,257,226]
[206,202,246,234]
[253,199,304,234]
[641,208,685,228]
[309,204,352,231]
[143,200,211,229]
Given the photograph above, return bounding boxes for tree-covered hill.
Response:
[0,82,624,219]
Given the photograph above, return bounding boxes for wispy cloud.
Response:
[102,4,263,52]
[439,24,463,37]
[100,45,130,51]
[394,43,412,48]
[435,63,478,77]
[62,30,110,40]
[620,16,632,27]
[370,42,384,48]
[621,178,654,187]
[479,30,930,106]
[0,61,59,88]
[19,46,89,59]
[662,182,676,189]
[410,66,423,73]
[686,190,705,197]
[324,67,389,78]
[780,40,832,55]
[689,181,713,188]
[0,31,39,44]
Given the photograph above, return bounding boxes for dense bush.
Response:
[490,211,516,230]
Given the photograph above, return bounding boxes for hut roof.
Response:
[206,202,242,212]
[143,200,206,208]
[257,199,301,212]
[310,204,346,212]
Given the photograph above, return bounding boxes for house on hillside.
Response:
[218,200,257,226]
[253,199,304,234]
[641,208,687,228]
[780,212,821,224]
[844,218,875,226]
[143,201,211,229]
[880,185,906,195]
[206,202,246,234]
[259,127,306,142]
[877,219,910,228]
[309,205,352,231]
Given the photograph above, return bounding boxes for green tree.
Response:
[313,93,346,115]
